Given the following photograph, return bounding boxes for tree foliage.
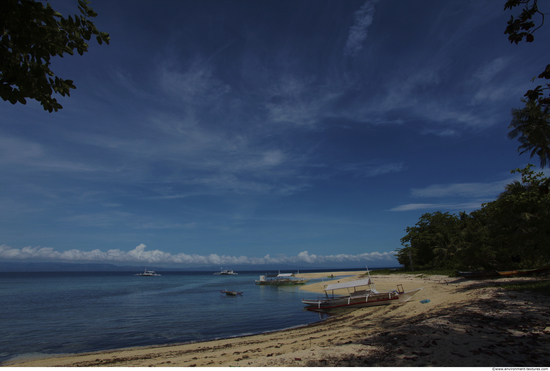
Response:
[508,99,550,168]
[505,0,550,168]
[0,0,110,112]
[396,165,550,271]
[504,0,545,44]
[397,212,461,270]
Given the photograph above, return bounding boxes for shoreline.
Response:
[5,271,550,367]
[3,271,363,366]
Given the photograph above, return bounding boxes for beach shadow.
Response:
[304,282,550,367]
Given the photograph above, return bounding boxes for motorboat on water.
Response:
[255,272,310,286]
[214,268,238,275]
[136,269,160,276]
[301,271,422,310]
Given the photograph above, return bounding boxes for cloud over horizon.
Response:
[0,244,397,266]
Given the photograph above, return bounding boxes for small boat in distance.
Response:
[220,290,243,296]
[136,269,160,276]
[302,271,422,310]
[255,272,310,285]
[214,268,238,275]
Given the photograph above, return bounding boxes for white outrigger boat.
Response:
[255,272,310,286]
[301,272,422,310]
[214,268,238,275]
[136,269,160,276]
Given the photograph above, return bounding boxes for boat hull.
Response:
[302,288,422,310]
[221,290,242,296]
[302,295,397,310]
[457,270,498,278]
[136,269,160,276]
[396,288,423,302]
[497,265,550,277]
[255,279,309,286]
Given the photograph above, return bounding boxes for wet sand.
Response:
[5,271,550,367]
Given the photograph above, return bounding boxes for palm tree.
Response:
[498,180,528,199]
[508,99,550,168]
[432,231,458,268]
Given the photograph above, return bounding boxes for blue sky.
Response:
[1,0,549,268]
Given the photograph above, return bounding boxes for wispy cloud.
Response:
[136,222,197,230]
[389,202,487,212]
[410,179,515,198]
[468,57,527,106]
[0,244,397,265]
[0,136,100,173]
[340,161,405,178]
[473,57,511,83]
[370,64,504,129]
[263,76,345,127]
[421,128,460,137]
[58,211,134,228]
[183,174,274,195]
[158,60,231,107]
[59,108,312,197]
[390,177,522,212]
[344,0,379,56]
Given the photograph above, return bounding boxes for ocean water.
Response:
[0,270,339,364]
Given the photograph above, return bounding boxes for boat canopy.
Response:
[277,273,293,278]
[324,278,372,291]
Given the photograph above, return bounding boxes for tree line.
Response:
[396,165,550,271]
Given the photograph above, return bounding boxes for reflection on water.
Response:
[302,307,335,320]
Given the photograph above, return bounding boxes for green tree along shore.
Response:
[396,165,550,272]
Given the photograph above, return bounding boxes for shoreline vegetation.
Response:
[395,165,550,275]
[5,270,550,367]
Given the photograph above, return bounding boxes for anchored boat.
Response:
[220,290,243,296]
[214,268,238,275]
[255,272,310,286]
[135,269,160,277]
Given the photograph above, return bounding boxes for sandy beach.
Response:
[5,271,550,367]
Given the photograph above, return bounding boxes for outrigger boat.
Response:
[255,272,310,286]
[136,269,160,276]
[457,270,499,278]
[497,265,550,277]
[214,268,238,275]
[301,272,422,310]
[458,265,550,278]
[220,290,242,296]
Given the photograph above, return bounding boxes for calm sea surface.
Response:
[0,269,351,364]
